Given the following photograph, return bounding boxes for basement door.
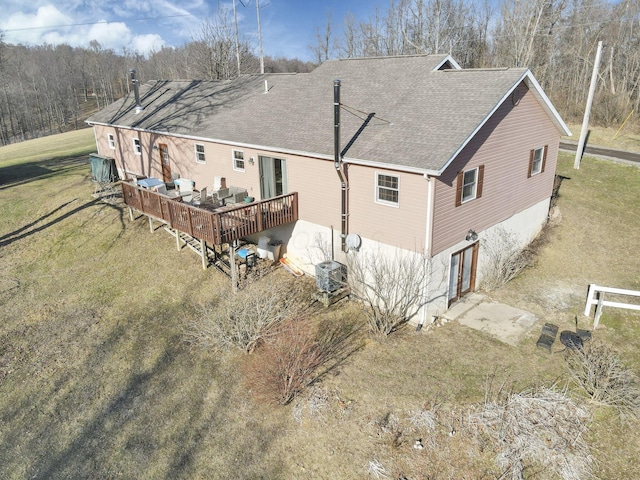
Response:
[448,242,478,307]
[259,156,287,199]
[159,144,171,183]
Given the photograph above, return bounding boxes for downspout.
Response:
[419,175,436,326]
[334,79,348,253]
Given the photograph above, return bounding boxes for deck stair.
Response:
[162,226,232,277]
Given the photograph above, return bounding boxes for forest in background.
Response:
[1,0,639,146]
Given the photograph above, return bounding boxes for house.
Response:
[86,54,570,320]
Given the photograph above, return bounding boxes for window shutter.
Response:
[527,149,534,178]
[476,165,484,198]
[455,171,463,207]
[541,145,548,173]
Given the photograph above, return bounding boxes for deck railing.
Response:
[121,182,298,245]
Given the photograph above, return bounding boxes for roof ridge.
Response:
[332,53,448,62]
[442,67,522,72]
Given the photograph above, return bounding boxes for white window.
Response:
[376,173,399,206]
[529,146,547,177]
[195,144,206,163]
[462,168,478,203]
[233,150,245,171]
[133,138,141,155]
[455,165,484,206]
[108,134,115,149]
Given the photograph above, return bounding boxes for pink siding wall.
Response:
[430,83,560,255]
[92,124,427,250]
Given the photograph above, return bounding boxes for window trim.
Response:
[133,138,141,155]
[232,149,245,172]
[528,145,548,177]
[195,143,206,164]
[455,165,484,206]
[107,134,115,149]
[375,172,400,207]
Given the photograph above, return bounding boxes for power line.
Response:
[2,13,195,33]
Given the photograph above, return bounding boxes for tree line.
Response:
[312,0,640,128]
[1,0,639,146]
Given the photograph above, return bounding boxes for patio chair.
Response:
[193,187,207,206]
[177,179,195,202]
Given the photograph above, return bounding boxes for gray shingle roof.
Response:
[87,55,562,174]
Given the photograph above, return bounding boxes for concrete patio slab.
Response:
[444,293,537,346]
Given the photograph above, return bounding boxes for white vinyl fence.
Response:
[584,284,640,329]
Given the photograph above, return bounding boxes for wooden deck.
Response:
[121,182,298,245]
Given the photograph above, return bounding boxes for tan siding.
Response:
[348,165,427,251]
[431,84,560,254]
[92,124,427,250]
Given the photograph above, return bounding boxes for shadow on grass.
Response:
[0,155,89,191]
[0,197,124,248]
[0,303,286,479]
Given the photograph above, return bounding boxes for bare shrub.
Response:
[565,340,640,422]
[470,386,593,480]
[185,275,314,353]
[346,249,434,336]
[408,408,437,432]
[479,226,533,292]
[371,411,404,448]
[244,316,361,405]
[291,385,330,424]
[366,459,390,479]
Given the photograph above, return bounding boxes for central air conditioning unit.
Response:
[315,261,346,292]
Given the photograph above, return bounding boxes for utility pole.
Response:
[232,0,241,76]
[574,41,604,169]
[256,0,264,74]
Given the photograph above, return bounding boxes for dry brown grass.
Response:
[2,132,640,479]
[565,121,640,153]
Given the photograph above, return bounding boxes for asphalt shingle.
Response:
[87,55,532,173]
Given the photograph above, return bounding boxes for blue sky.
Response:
[0,0,380,61]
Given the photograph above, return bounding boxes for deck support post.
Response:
[148,216,154,232]
[201,239,207,270]
[128,207,134,221]
[230,241,238,294]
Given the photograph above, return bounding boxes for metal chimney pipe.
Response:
[334,80,341,169]
[333,80,348,253]
[129,69,144,113]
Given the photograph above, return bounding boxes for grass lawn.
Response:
[1,130,639,479]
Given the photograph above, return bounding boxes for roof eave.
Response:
[85,121,439,176]
[436,69,571,176]
[344,157,439,176]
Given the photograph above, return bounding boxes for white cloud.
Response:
[1,4,169,56]
[1,5,72,44]
[87,21,133,49]
[132,33,165,54]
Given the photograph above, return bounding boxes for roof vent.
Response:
[129,69,144,113]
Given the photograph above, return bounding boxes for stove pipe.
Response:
[129,69,144,114]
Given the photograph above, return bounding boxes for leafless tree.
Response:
[565,340,640,423]
[310,12,336,64]
[345,249,434,335]
[479,227,532,292]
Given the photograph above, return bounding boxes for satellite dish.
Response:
[346,233,362,251]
